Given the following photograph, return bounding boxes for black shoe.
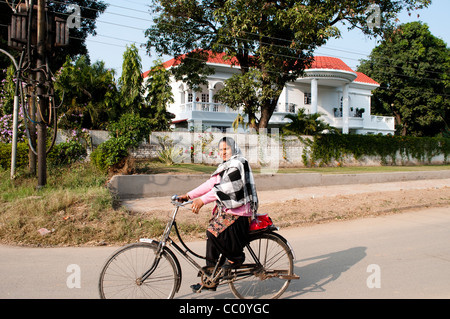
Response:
[190,283,217,293]
[221,259,243,270]
[197,266,214,277]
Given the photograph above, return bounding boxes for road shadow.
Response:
[177,246,367,299]
[286,246,367,298]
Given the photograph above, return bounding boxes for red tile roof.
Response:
[144,51,378,85]
[354,71,379,85]
[308,56,354,73]
[160,51,239,69]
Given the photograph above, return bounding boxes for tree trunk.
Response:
[394,112,407,136]
[258,99,277,130]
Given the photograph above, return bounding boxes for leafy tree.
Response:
[282,108,339,136]
[54,56,119,129]
[118,44,144,114]
[143,60,175,131]
[145,0,430,130]
[214,69,260,128]
[358,22,449,136]
[119,47,174,130]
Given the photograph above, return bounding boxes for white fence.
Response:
[57,130,448,168]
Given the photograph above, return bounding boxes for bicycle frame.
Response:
[138,197,225,287]
[138,196,267,288]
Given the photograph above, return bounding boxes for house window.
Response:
[304,92,311,105]
[201,93,209,103]
[188,93,193,103]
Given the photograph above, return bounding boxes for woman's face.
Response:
[218,141,233,161]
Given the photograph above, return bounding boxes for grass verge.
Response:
[1,163,172,247]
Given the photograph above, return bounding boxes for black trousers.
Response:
[205,216,249,267]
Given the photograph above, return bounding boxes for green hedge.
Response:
[306,135,450,166]
[47,140,87,166]
[1,140,88,171]
[0,142,29,170]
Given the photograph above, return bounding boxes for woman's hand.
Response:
[177,194,190,202]
[191,198,204,214]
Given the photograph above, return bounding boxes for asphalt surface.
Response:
[0,205,449,299]
[0,175,449,299]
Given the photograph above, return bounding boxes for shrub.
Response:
[0,142,29,169]
[90,136,130,172]
[108,113,152,148]
[47,140,87,167]
[90,113,152,172]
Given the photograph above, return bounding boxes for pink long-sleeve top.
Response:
[187,174,252,217]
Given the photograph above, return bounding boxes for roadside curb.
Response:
[109,170,450,199]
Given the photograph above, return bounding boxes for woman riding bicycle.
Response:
[177,137,259,292]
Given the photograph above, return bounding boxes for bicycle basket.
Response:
[249,213,273,232]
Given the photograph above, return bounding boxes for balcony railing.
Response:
[181,102,238,113]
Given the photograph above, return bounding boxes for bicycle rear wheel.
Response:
[98,242,180,299]
[228,232,294,299]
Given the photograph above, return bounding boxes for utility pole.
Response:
[36,0,47,187]
[8,0,70,186]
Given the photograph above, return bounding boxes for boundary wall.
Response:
[109,170,450,199]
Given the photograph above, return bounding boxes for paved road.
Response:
[1,205,449,299]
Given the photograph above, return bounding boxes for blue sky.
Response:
[86,0,450,78]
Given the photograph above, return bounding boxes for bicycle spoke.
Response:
[99,243,179,299]
[228,233,294,299]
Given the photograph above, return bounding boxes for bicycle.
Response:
[98,195,299,299]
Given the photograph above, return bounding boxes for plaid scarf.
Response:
[212,155,259,218]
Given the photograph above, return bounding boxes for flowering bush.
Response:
[0,108,26,144]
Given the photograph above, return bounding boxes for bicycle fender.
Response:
[251,231,297,261]
[270,232,297,260]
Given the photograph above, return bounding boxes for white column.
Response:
[192,91,197,111]
[284,85,289,112]
[311,78,318,114]
[209,86,214,112]
[342,83,350,134]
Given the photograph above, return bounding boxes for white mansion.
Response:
[143,53,395,135]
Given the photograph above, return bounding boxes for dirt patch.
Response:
[143,186,450,233]
[260,186,450,228]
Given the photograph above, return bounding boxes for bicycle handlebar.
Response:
[171,194,193,207]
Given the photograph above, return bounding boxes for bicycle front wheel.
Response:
[228,232,294,299]
[98,242,180,299]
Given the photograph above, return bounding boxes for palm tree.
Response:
[282,108,338,136]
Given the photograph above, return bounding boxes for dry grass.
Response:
[0,164,172,246]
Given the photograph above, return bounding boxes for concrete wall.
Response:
[108,170,450,199]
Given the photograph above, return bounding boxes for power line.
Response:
[26,1,439,73]
[1,0,448,90]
